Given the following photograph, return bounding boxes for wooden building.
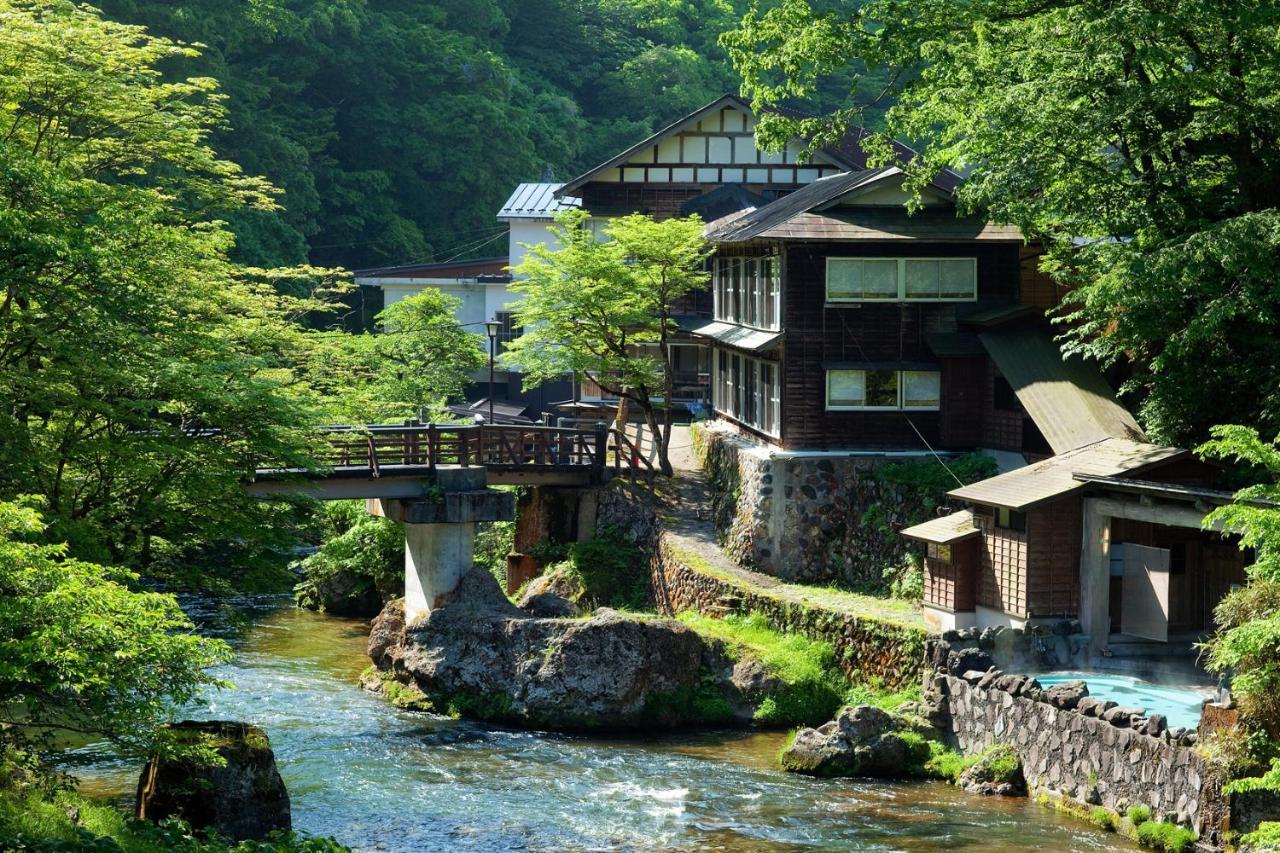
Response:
[550,94,920,415]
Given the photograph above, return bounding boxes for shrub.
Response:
[1134,819,1196,853]
[295,502,403,611]
[1090,807,1117,831]
[1127,804,1153,826]
[474,520,515,590]
[1241,821,1280,851]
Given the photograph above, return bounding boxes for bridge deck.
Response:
[248,422,653,499]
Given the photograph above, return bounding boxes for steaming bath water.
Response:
[64,598,1136,851]
[1036,672,1210,730]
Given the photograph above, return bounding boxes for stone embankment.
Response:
[651,533,927,690]
[920,634,1230,847]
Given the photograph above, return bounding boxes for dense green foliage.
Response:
[678,612,848,725]
[509,210,711,475]
[308,291,486,423]
[0,499,230,762]
[90,0,752,270]
[0,785,347,851]
[1241,821,1280,852]
[529,528,649,610]
[294,502,403,613]
[727,0,1280,446]
[0,0,350,588]
[1196,427,1280,747]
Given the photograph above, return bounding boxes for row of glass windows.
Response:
[826,257,977,302]
[826,369,941,411]
[713,256,781,331]
[713,351,781,437]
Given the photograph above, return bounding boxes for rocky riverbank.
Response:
[366,568,838,730]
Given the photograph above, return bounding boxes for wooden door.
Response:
[1122,544,1171,642]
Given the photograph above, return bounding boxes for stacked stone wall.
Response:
[693,422,955,588]
[946,674,1218,824]
[651,534,926,689]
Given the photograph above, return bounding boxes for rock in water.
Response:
[368,568,729,729]
[136,721,290,841]
[779,705,925,778]
[956,745,1027,796]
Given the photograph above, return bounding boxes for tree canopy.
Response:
[726,0,1280,446]
[0,498,231,759]
[507,210,710,475]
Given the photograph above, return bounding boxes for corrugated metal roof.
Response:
[690,320,783,353]
[902,510,980,544]
[497,183,581,220]
[978,325,1144,455]
[948,439,1187,511]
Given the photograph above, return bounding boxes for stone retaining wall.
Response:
[651,533,927,689]
[693,422,962,588]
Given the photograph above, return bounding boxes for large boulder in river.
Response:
[780,705,929,778]
[135,721,290,841]
[369,568,730,729]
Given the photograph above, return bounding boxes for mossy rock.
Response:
[136,720,290,842]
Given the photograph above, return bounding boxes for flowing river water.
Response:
[65,597,1136,851]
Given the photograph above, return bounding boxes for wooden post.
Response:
[592,421,607,483]
[426,423,437,471]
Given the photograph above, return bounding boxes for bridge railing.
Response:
[312,422,655,482]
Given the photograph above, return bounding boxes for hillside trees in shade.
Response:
[94,0,750,271]
[726,0,1280,446]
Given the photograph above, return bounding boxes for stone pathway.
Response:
[659,425,924,629]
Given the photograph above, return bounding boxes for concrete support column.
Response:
[404,521,475,624]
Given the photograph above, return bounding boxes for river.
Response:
[65,597,1135,851]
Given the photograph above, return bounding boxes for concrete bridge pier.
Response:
[368,468,515,624]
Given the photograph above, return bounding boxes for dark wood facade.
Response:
[772,240,1025,451]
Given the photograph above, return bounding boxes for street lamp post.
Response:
[483,318,501,425]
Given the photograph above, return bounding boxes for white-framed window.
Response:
[825,369,941,411]
[825,257,977,302]
[713,255,781,330]
[712,350,781,437]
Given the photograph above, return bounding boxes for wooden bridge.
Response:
[248,421,655,500]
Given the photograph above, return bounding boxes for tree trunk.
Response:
[642,401,672,477]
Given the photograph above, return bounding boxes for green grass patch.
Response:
[1090,807,1118,831]
[1127,804,1152,826]
[677,612,847,726]
[1135,819,1197,852]
[923,743,978,782]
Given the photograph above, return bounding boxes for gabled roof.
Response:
[978,325,1144,455]
[498,183,581,221]
[705,167,1018,243]
[555,93,958,198]
[948,438,1188,511]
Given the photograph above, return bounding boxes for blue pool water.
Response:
[1036,673,1209,731]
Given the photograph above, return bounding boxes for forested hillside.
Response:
[96,0,750,270]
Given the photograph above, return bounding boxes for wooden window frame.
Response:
[825,369,942,412]
[825,256,978,303]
